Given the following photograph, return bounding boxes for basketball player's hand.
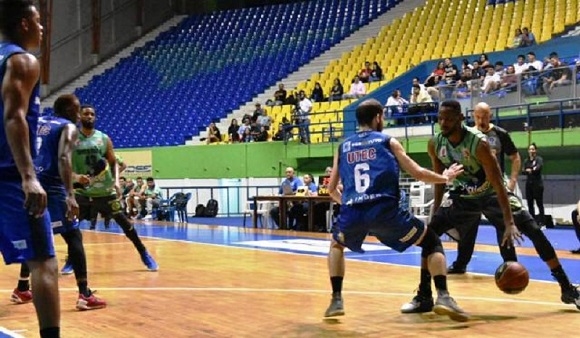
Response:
[66,194,79,221]
[442,163,464,182]
[22,178,47,218]
[501,222,522,248]
[77,174,90,185]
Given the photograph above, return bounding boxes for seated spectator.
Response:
[370,61,384,82]
[479,53,491,68]
[508,28,524,49]
[482,65,501,94]
[542,52,572,94]
[273,84,287,106]
[384,89,408,124]
[471,60,486,81]
[571,199,580,254]
[127,176,145,217]
[358,61,372,83]
[255,125,269,142]
[310,82,325,102]
[137,177,163,220]
[285,91,298,106]
[513,54,527,74]
[237,118,250,139]
[272,118,293,142]
[269,167,304,230]
[241,127,254,143]
[500,65,518,91]
[252,103,265,123]
[454,68,475,99]
[410,84,433,104]
[521,27,536,47]
[410,77,426,96]
[206,122,222,144]
[409,84,434,123]
[461,58,473,71]
[228,119,240,143]
[329,78,344,101]
[343,76,366,99]
[494,61,505,77]
[119,176,134,216]
[425,61,445,99]
[257,110,272,130]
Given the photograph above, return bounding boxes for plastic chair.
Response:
[242,201,271,228]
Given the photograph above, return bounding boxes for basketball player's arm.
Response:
[501,131,521,192]
[58,124,80,219]
[427,138,448,213]
[392,137,463,185]
[327,149,342,204]
[1,53,46,216]
[476,140,521,247]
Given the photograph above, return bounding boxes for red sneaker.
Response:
[10,288,33,304]
[76,292,107,311]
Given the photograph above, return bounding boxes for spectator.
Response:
[500,65,518,91]
[127,177,146,218]
[138,177,163,220]
[409,84,434,124]
[479,53,491,68]
[425,61,446,99]
[571,199,580,254]
[296,90,312,144]
[410,84,432,104]
[542,52,572,95]
[228,119,240,143]
[508,28,524,49]
[273,84,287,106]
[494,61,505,77]
[272,118,293,142]
[343,76,366,99]
[454,68,476,99]
[370,61,384,82]
[257,110,272,131]
[311,82,325,102]
[526,51,544,72]
[482,65,501,94]
[329,78,344,101]
[237,118,250,139]
[206,122,222,144]
[289,173,319,231]
[252,103,265,123]
[410,77,426,96]
[385,89,408,124]
[255,126,269,142]
[461,59,473,71]
[513,54,527,74]
[358,61,372,83]
[269,167,304,230]
[521,27,536,46]
[241,127,254,143]
[522,142,545,225]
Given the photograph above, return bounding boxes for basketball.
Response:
[494,261,529,294]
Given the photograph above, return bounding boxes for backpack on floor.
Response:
[194,204,206,217]
[204,199,219,217]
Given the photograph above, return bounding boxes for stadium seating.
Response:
[43,0,401,148]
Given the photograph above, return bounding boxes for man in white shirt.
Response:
[297,91,312,144]
[343,76,366,99]
[482,65,501,94]
[513,54,528,74]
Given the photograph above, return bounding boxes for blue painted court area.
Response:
[83,221,580,285]
[0,328,23,338]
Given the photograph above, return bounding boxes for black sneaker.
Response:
[570,248,580,254]
[447,263,467,274]
[324,293,344,317]
[400,294,434,313]
[433,295,470,322]
[561,285,580,310]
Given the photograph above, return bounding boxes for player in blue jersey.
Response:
[11,94,107,311]
[0,1,60,337]
[324,99,469,322]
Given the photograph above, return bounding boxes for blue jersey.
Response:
[36,116,72,185]
[338,131,400,205]
[0,42,41,178]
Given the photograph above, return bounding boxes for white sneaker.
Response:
[143,215,152,220]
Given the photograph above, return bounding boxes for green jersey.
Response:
[73,129,115,197]
[434,126,494,199]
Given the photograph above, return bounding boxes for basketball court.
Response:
[0,220,578,337]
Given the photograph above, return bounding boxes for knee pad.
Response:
[419,228,445,258]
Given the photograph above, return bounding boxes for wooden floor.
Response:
[0,224,578,338]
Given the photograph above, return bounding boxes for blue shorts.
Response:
[0,180,55,264]
[332,198,425,253]
[44,184,79,234]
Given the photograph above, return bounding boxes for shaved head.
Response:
[473,102,493,132]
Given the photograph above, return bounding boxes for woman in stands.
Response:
[206,122,222,144]
[311,82,325,102]
[370,61,384,82]
[329,78,344,102]
[228,119,240,143]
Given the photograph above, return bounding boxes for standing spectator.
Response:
[297,90,312,144]
[329,78,344,101]
[206,122,221,144]
[523,142,545,224]
[521,27,536,46]
[343,76,366,99]
[311,82,325,102]
[370,61,384,82]
[273,84,287,106]
[358,61,372,83]
[571,199,580,254]
[228,119,240,143]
